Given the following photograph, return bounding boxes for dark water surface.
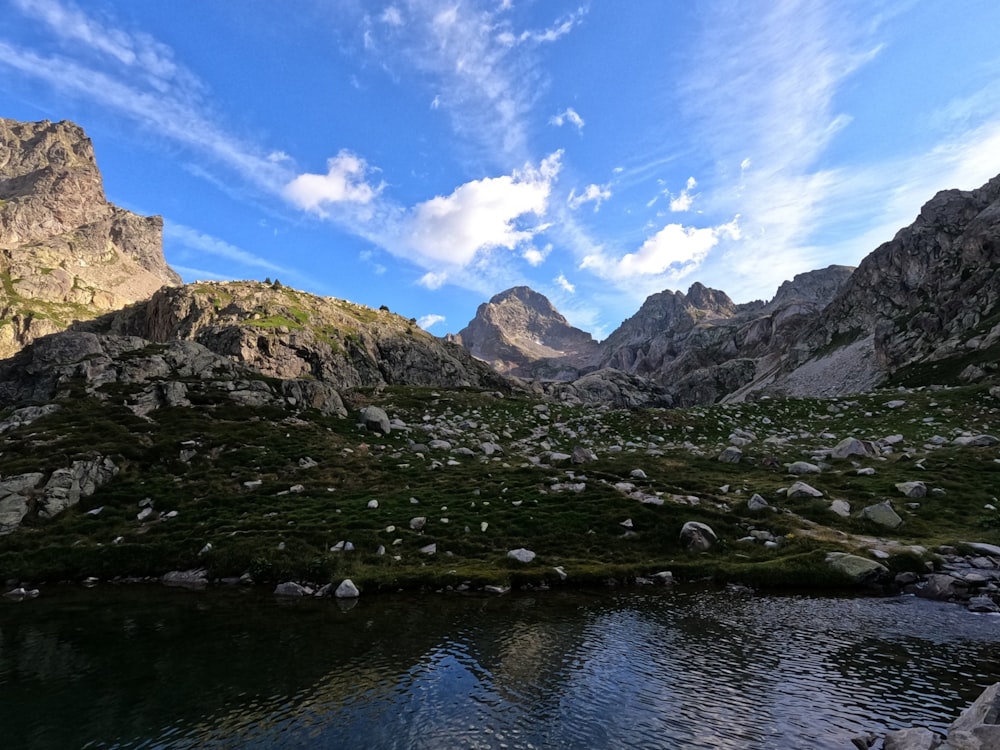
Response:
[1,586,998,749]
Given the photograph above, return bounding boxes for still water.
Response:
[1,585,998,749]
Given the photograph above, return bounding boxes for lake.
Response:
[1,585,998,749]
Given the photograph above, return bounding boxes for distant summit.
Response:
[455,286,599,377]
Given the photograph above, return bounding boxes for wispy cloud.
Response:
[550,107,585,132]
[554,273,575,293]
[568,183,611,212]
[669,177,697,212]
[360,1,586,162]
[0,1,291,195]
[164,222,295,279]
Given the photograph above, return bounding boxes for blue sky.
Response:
[2,0,1000,338]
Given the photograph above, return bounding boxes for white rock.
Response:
[419,543,437,555]
[367,499,379,509]
[410,516,427,530]
[335,579,360,599]
[507,548,536,563]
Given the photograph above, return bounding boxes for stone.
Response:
[419,543,437,555]
[410,516,426,531]
[274,581,309,597]
[945,682,1000,750]
[882,727,942,750]
[832,437,873,459]
[861,500,903,530]
[830,499,852,517]
[856,467,876,476]
[571,446,597,463]
[896,481,927,498]
[680,521,718,552]
[825,552,889,584]
[787,481,823,498]
[335,579,361,599]
[718,446,742,463]
[787,461,821,474]
[953,434,1000,447]
[161,569,208,589]
[137,507,155,522]
[918,574,968,601]
[747,493,769,511]
[507,548,536,563]
[367,499,379,509]
[630,468,648,479]
[963,542,1000,557]
[359,406,391,435]
[967,596,1000,614]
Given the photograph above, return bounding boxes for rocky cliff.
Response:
[93,280,511,392]
[0,118,180,358]
[455,286,599,377]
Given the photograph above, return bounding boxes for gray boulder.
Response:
[787,461,821,474]
[944,682,1000,750]
[896,481,927,498]
[830,499,852,517]
[359,406,391,435]
[861,500,903,530]
[680,521,718,552]
[747,493,769,511]
[335,579,360,599]
[825,552,889,584]
[507,548,536,563]
[274,581,309,597]
[718,446,742,463]
[831,437,875,459]
[787,481,823,498]
[883,727,942,750]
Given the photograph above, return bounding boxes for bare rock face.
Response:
[99,281,511,392]
[456,286,598,376]
[0,118,181,358]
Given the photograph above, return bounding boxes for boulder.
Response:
[831,437,874,459]
[571,446,597,463]
[944,682,1000,750]
[787,481,823,498]
[896,481,927,498]
[274,581,309,597]
[953,434,1000,447]
[359,406,391,435]
[507,548,536,563]
[718,446,742,463]
[883,727,942,750]
[161,569,209,589]
[917,574,968,601]
[787,461,821,474]
[680,521,718,552]
[825,552,889,584]
[830,499,852,517]
[861,501,903,530]
[747,493,769,511]
[335,579,360,599]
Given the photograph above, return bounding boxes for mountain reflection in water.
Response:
[1,587,998,749]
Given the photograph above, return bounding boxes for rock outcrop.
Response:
[0,118,180,358]
[455,286,598,377]
[95,281,512,392]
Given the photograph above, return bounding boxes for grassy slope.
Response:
[1,381,997,591]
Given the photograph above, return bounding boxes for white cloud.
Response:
[389,151,561,268]
[522,243,551,266]
[568,183,611,211]
[669,176,697,212]
[550,107,585,131]
[554,273,575,293]
[418,271,448,289]
[417,313,446,329]
[581,218,741,282]
[283,151,381,215]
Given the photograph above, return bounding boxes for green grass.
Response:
[0,380,996,592]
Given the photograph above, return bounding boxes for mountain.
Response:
[0,118,181,358]
[455,286,599,377]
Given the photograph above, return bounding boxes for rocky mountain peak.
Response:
[456,286,598,376]
[0,117,181,358]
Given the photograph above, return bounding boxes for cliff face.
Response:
[456,286,599,377]
[98,281,511,392]
[0,118,180,358]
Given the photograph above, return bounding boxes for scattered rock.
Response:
[896,481,927,498]
[359,406,391,435]
[507,548,536,563]
[410,516,427,531]
[825,552,889,584]
[747,494,769,511]
[787,461,821,475]
[718,446,743,463]
[787,481,823,498]
[680,521,718,552]
[335,579,360,599]
[861,501,903,530]
[830,499,852,517]
[274,581,309,597]
[831,437,874,459]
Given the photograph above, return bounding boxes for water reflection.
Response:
[1,587,998,749]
